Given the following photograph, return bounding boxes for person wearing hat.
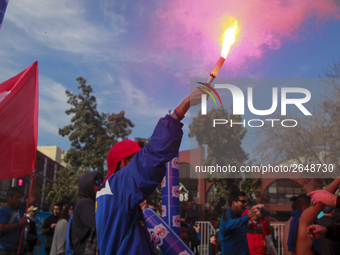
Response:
[96,88,205,255]
[25,205,40,254]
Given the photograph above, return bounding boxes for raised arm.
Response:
[220,214,249,235]
[171,87,206,121]
[28,170,38,206]
[301,177,340,225]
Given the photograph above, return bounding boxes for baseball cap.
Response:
[28,205,38,212]
[105,140,141,181]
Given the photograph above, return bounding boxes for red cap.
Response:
[105,140,141,181]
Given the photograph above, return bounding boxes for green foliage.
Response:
[44,77,137,211]
[254,58,340,181]
[322,59,340,172]
[43,167,82,211]
[59,77,134,175]
[189,106,263,215]
[189,106,248,167]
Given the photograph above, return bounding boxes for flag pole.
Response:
[17,174,34,254]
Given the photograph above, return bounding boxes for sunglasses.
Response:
[94,180,103,186]
[237,200,247,204]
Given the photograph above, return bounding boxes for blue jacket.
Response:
[220,208,250,255]
[96,115,183,255]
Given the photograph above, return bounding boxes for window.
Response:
[267,179,306,204]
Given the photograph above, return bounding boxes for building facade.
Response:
[178,147,323,222]
[0,149,63,211]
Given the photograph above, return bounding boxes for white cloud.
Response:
[119,76,169,118]
[4,0,125,58]
[38,76,70,136]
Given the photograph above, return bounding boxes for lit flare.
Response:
[206,22,238,86]
[221,22,238,58]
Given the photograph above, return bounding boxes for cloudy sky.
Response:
[0,0,340,155]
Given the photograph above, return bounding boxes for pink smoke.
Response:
[151,0,340,75]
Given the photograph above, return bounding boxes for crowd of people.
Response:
[1,88,340,255]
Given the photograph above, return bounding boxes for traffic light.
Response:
[17,178,23,186]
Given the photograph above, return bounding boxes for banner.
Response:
[0,62,39,180]
[0,0,9,31]
[35,211,52,255]
[162,154,180,236]
[144,209,194,255]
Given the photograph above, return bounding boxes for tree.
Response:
[189,106,263,215]
[322,58,340,173]
[254,58,340,182]
[59,77,134,175]
[44,77,135,210]
[43,166,82,211]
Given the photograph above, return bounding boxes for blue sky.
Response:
[0,0,339,155]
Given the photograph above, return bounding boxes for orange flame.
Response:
[221,22,238,58]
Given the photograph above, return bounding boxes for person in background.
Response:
[50,202,74,255]
[307,188,340,243]
[180,208,201,254]
[209,234,217,255]
[71,172,103,255]
[25,205,40,255]
[188,219,201,255]
[180,221,189,246]
[295,177,340,254]
[215,224,222,255]
[40,202,62,255]
[0,171,38,254]
[243,208,270,255]
[264,218,277,255]
[282,194,311,255]
[219,191,264,255]
[310,206,340,255]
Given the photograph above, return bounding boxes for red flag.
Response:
[0,62,39,180]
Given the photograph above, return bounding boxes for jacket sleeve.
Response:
[260,219,271,236]
[220,212,249,235]
[109,115,183,212]
[188,225,201,246]
[40,218,53,235]
[55,220,68,255]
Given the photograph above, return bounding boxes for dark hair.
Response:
[210,234,216,238]
[291,194,311,210]
[180,221,188,228]
[228,191,246,207]
[61,199,69,207]
[115,154,136,172]
[6,187,23,198]
[61,202,75,222]
[53,202,63,209]
[180,208,187,219]
[94,173,103,181]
